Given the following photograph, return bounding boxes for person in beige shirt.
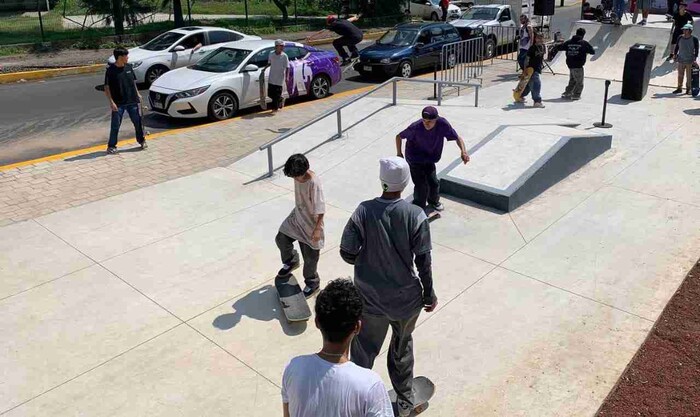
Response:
[276,153,325,298]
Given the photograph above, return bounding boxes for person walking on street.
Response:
[518,32,546,108]
[440,0,450,21]
[669,3,693,61]
[327,14,364,65]
[672,23,699,94]
[518,15,534,70]
[104,47,147,154]
[340,157,437,417]
[281,279,394,417]
[395,106,470,213]
[561,28,595,100]
[267,39,289,113]
[275,154,325,298]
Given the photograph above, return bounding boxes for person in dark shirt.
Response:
[518,32,546,108]
[670,3,693,61]
[327,14,364,65]
[395,106,469,213]
[561,28,596,100]
[104,47,147,154]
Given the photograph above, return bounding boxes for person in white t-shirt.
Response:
[281,279,393,417]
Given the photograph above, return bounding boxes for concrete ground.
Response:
[1,65,699,416]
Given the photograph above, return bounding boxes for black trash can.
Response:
[621,44,655,101]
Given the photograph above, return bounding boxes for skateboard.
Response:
[342,57,360,74]
[513,67,534,102]
[427,210,441,222]
[692,63,699,97]
[259,70,267,110]
[388,376,436,416]
[275,275,311,322]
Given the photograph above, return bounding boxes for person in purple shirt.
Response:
[395,106,470,212]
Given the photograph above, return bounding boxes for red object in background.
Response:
[630,0,637,13]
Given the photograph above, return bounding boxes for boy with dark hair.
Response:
[104,47,147,154]
[561,27,595,100]
[281,279,393,417]
[275,154,325,298]
[518,32,547,108]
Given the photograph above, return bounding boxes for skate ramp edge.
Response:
[550,19,690,88]
[439,124,612,212]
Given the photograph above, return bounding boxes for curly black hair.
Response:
[315,279,363,343]
[283,153,309,178]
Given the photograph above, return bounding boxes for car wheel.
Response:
[207,91,238,121]
[145,65,168,86]
[431,12,439,21]
[484,38,496,60]
[310,74,331,99]
[397,60,413,78]
[446,53,457,69]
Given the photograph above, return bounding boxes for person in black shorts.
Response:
[670,3,693,61]
[327,14,363,66]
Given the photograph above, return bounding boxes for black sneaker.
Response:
[571,96,581,101]
[302,285,320,299]
[106,147,118,154]
[140,141,148,150]
[277,262,299,278]
[673,88,683,94]
[430,202,445,211]
[686,89,692,95]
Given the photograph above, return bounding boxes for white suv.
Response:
[107,26,261,85]
[404,0,462,21]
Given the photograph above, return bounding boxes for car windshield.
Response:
[459,7,499,20]
[378,29,418,46]
[191,47,251,72]
[141,32,185,51]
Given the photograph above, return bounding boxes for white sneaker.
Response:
[533,102,545,108]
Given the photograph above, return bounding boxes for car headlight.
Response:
[174,85,210,99]
[380,58,392,64]
[131,61,143,69]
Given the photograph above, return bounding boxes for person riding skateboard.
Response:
[103,47,147,154]
[265,39,289,114]
[340,157,437,417]
[669,3,693,61]
[327,14,364,66]
[518,15,534,71]
[275,154,325,298]
[672,23,699,94]
[561,28,595,100]
[518,32,546,108]
[281,279,393,417]
[395,106,469,214]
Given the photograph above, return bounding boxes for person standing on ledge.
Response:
[104,47,147,154]
[395,106,469,214]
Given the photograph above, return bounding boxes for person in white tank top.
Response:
[518,14,534,70]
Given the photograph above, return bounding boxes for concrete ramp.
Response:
[439,125,612,212]
[550,16,695,88]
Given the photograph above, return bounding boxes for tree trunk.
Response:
[271,0,289,20]
[172,0,184,27]
[113,0,124,35]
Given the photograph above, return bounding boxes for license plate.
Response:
[153,101,163,109]
[363,65,372,71]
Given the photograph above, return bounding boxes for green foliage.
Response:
[79,0,155,26]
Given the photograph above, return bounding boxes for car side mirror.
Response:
[425,1,431,4]
[173,45,185,52]
[243,64,259,72]
[416,42,425,49]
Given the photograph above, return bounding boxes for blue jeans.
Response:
[522,72,542,103]
[517,49,528,70]
[109,103,145,148]
[613,0,625,18]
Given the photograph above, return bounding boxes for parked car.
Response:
[148,40,341,121]
[403,0,462,21]
[355,22,461,78]
[108,26,261,85]
[450,4,518,56]
[451,1,474,11]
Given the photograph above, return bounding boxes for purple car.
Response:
[149,40,342,120]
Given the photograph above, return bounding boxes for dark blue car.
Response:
[355,22,461,78]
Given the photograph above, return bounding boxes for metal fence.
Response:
[439,37,484,85]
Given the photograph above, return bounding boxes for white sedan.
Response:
[108,26,261,85]
[148,40,342,121]
[404,0,461,21]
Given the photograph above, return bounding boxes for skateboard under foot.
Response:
[389,376,436,416]
[275,275,311,322]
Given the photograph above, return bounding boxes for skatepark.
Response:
[2,16,700,417]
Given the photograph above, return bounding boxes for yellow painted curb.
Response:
[0,64,104,85]
[0,84,375,173]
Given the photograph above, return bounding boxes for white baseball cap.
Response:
[379,157,410,192]
[275,39,285,46]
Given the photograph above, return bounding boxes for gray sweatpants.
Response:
[351,309,421,406]
[564,67,585,97]
[274,232,320,288]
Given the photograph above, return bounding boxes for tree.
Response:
[80,0,152,35]
[271,0,290,20]
[160,0,185,27]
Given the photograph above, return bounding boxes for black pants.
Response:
[409,162,440,209]
[268,83,283,110]
[275,232,320,288]
[441,6,448,21]
[333,36,362,60]
[667,0,678,14]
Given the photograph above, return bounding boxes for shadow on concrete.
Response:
[266,127,292,134]
[650,92,682,99]
[212,283,307,336]
[543,97,573,103]
[242,111,275,120]
[441,194,506,215]
[500,103,541,111]
[651,60,675,79]
[683,108,700,115]
[607,94,635,104]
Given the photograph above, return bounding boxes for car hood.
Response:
[151,66,226,92]
[106,46,161,64]
[450,19,492,28]
[360,43,412,59]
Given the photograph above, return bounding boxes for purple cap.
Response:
[421,106,438,120]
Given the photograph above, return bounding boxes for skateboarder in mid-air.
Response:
[672,23,699,94]
[561,28,596,100]
[327,14,364,66]
[340,157,437,417]
[281,279,394,417]
[396,106,469,215]
[275,154,325,298]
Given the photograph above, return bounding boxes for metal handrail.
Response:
[259,77,481,178]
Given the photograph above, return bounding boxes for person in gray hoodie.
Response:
[673,23,699,94]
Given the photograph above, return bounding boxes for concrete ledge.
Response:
[0,64,104,84]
